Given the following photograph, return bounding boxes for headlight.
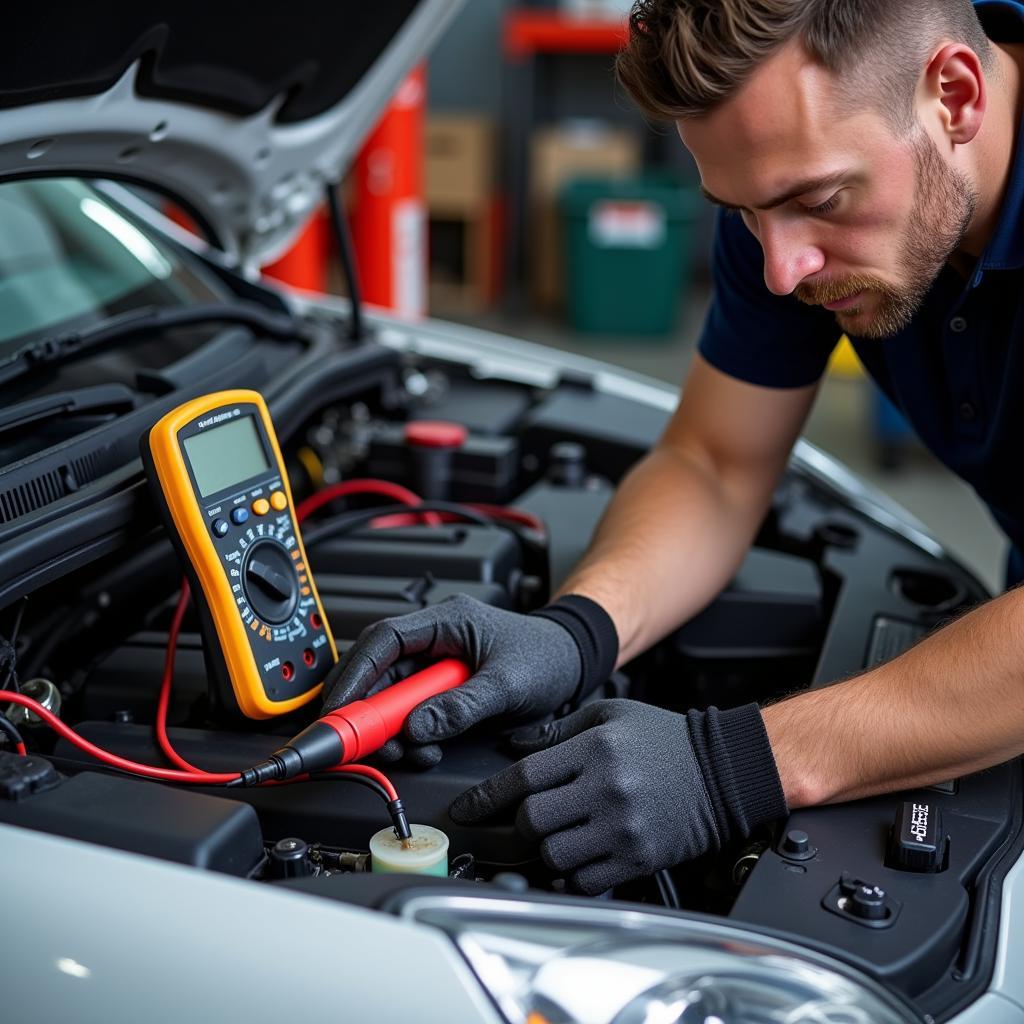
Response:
[400,895,920,1024]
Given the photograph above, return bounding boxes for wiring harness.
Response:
[0,477,529,843]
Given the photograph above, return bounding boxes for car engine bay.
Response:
[0,295,1020,1023]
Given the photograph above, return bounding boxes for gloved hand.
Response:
[449,698,788,895]
[320,593,618,768]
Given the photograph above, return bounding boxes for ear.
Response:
[922,43,986,145]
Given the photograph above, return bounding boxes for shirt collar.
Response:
[975,0,1024,268]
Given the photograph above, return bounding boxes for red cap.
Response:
[403,420,468,449]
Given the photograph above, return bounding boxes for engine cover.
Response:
[55,721,540,870]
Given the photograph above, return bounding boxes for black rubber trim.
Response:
[924,760,1024,1022]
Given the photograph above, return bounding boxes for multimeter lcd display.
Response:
[183,416,271,497]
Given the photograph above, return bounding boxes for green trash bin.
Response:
[560,175,698,335]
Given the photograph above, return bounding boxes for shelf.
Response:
[503,9,629,60]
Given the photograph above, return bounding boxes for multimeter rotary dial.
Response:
[223,514,318,643]
[242,539,299,624]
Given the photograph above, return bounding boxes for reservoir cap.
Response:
[889,800,947,872]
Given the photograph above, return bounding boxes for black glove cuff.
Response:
[532,595,619,705]
[686,703,788,844]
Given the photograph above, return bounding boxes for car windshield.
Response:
[0,178,222,355]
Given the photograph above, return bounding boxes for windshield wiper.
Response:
[0,384,137,438]
[0,301,305,387]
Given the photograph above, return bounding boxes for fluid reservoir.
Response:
[370,823,449,876]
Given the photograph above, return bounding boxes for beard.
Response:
[795,132,978,339]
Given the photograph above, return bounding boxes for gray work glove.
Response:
[320,594,611,768]
[449,698,787,895]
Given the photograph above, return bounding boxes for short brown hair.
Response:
[615,0,995,129]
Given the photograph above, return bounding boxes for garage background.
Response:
[268,0,1007,593]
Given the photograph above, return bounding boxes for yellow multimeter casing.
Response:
[141,389,338,719]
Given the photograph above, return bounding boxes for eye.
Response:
[804,193,841,216]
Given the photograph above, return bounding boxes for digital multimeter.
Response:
[142,389,338,719]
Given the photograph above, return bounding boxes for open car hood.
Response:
[0,1,462,268]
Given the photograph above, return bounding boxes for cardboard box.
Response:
[428,199,503,316]
[529,124,641,309]
[425,115,495,214]
[424,116,501,314]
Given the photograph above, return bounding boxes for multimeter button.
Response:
[252,498,271,516]
[231,507,249,525]
[211,519,229,538]
[270,490,287,511]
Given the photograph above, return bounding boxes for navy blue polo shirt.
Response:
[698,0,1024,587]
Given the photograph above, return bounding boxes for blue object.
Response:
[211,519,229,538]
[231,507,249,525]
[697,0,1024,574]
[872,389,912,445]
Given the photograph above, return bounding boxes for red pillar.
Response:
[350,65,427,318]
[262,210,330,293]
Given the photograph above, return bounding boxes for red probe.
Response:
[236,658,471,786]
[0,479,476,811]
[0,660,469,788]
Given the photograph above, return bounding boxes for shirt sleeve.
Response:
[697,210,841,388]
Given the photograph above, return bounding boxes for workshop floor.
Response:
[451,288,1007,594]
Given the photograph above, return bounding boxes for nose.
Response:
[758,218,826,296]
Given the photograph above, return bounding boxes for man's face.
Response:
[678,42,977,339]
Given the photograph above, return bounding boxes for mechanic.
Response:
[323,0,1024,896]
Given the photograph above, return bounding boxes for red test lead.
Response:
[235,658,470,786]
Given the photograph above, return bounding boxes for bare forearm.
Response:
[557,443,767,665]
[763,588,1024,807]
